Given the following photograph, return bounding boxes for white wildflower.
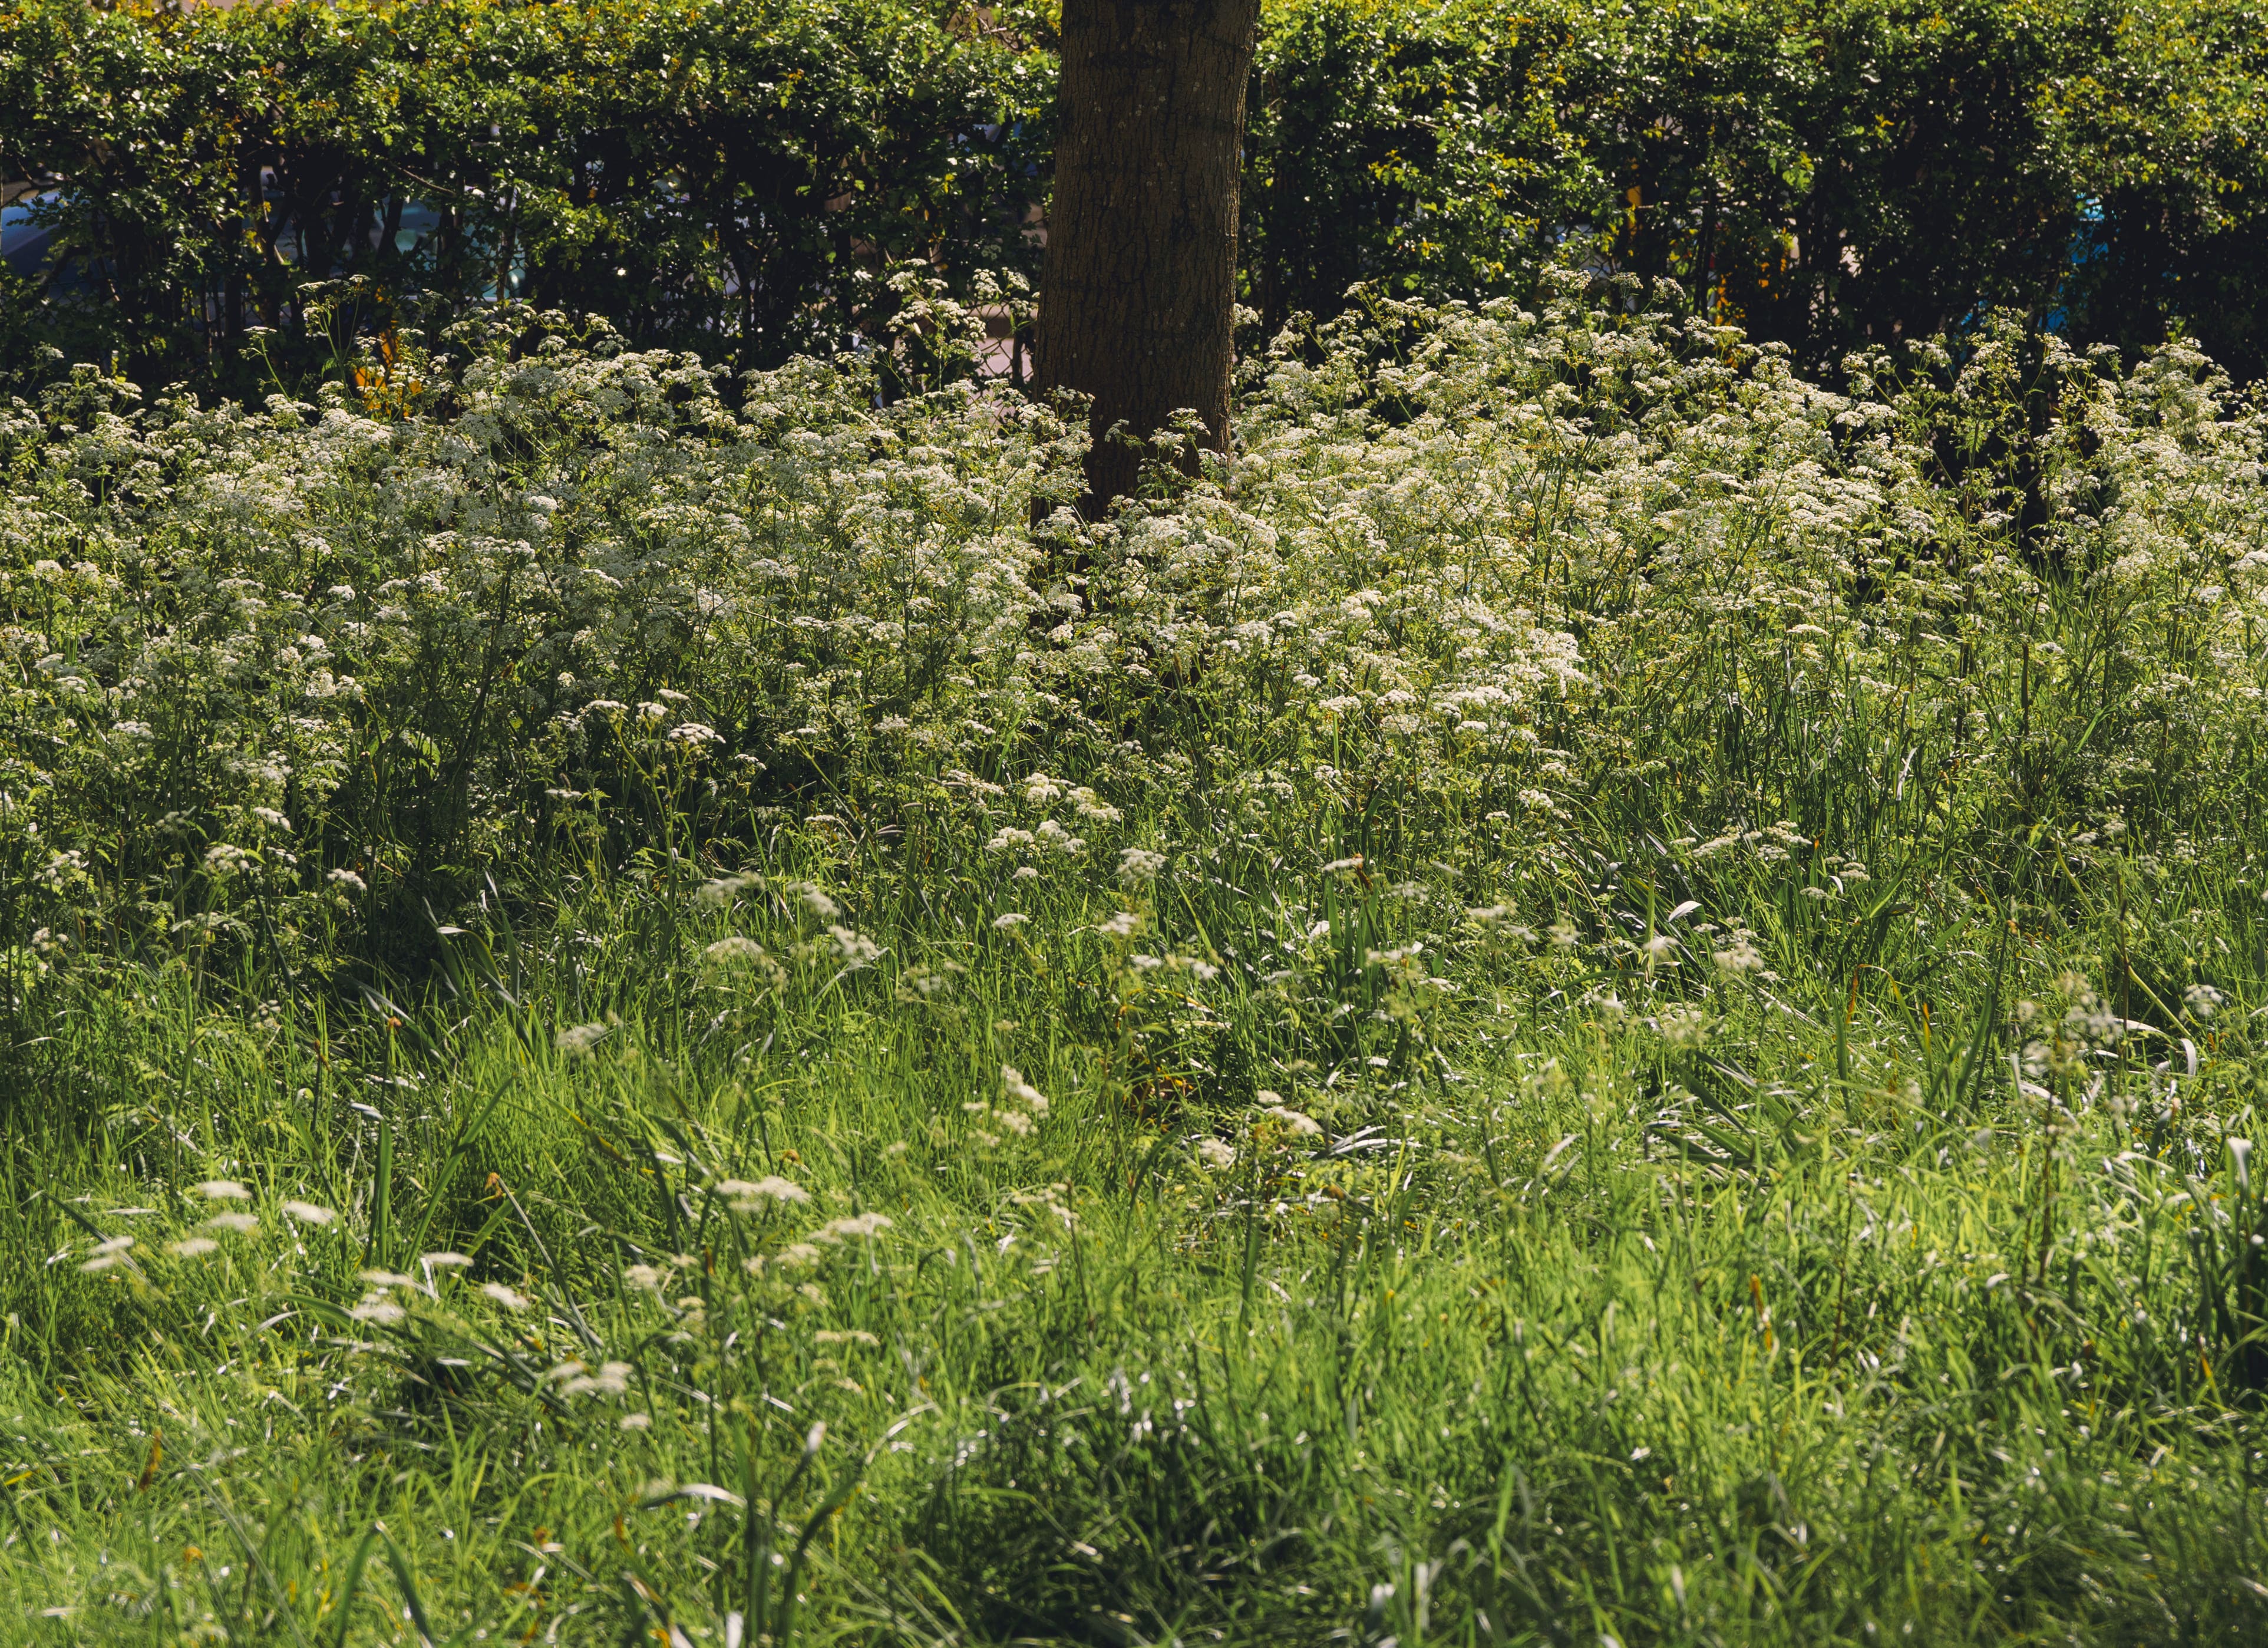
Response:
[1656,1005,1710,1049]
[718,1176,810,1211]
[556,1023,610,1056]
[203,843,255,878]
[1070,786,1122,823]
[562,1362,633,1396]
[1264,1105,1323,1136]
[1712,935,1765,976]
[696,871,760,905]
[811,1213,894,1243]
[1001,1065,1050,1115]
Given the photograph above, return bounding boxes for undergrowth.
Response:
[5,275,2268,1643]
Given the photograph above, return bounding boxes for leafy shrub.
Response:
[0,0,1051,389]
[1244,0,2268,377]
[9,0,2267,396]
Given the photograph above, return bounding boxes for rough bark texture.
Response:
[1035,0,1262,515]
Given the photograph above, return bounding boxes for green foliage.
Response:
[10,0,2267,396]
[1,0,2262,401]
[1242,0,1592,329]
[6,288,2268,1639]
[1244,0,2268,376]
[0,0,1051,391]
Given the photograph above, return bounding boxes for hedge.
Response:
[1245,0,2268,377]
[0,0,1052,388]
[3,0,2264,391]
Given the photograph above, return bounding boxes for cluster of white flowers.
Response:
[3,293,2260,1125]
[961,1063,1052,1147]
[718,1175,810,1213]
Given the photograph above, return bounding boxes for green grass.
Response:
[5,288,2268,1643]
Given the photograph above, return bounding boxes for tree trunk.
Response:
[1035,0,1261,516]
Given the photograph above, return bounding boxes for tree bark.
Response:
[1035,0,1261,516]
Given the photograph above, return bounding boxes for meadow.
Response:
[6,278,2268,1643]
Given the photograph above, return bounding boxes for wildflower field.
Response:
[7,282,2268,1643]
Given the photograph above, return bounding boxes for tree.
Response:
[1034,0,1262,515]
